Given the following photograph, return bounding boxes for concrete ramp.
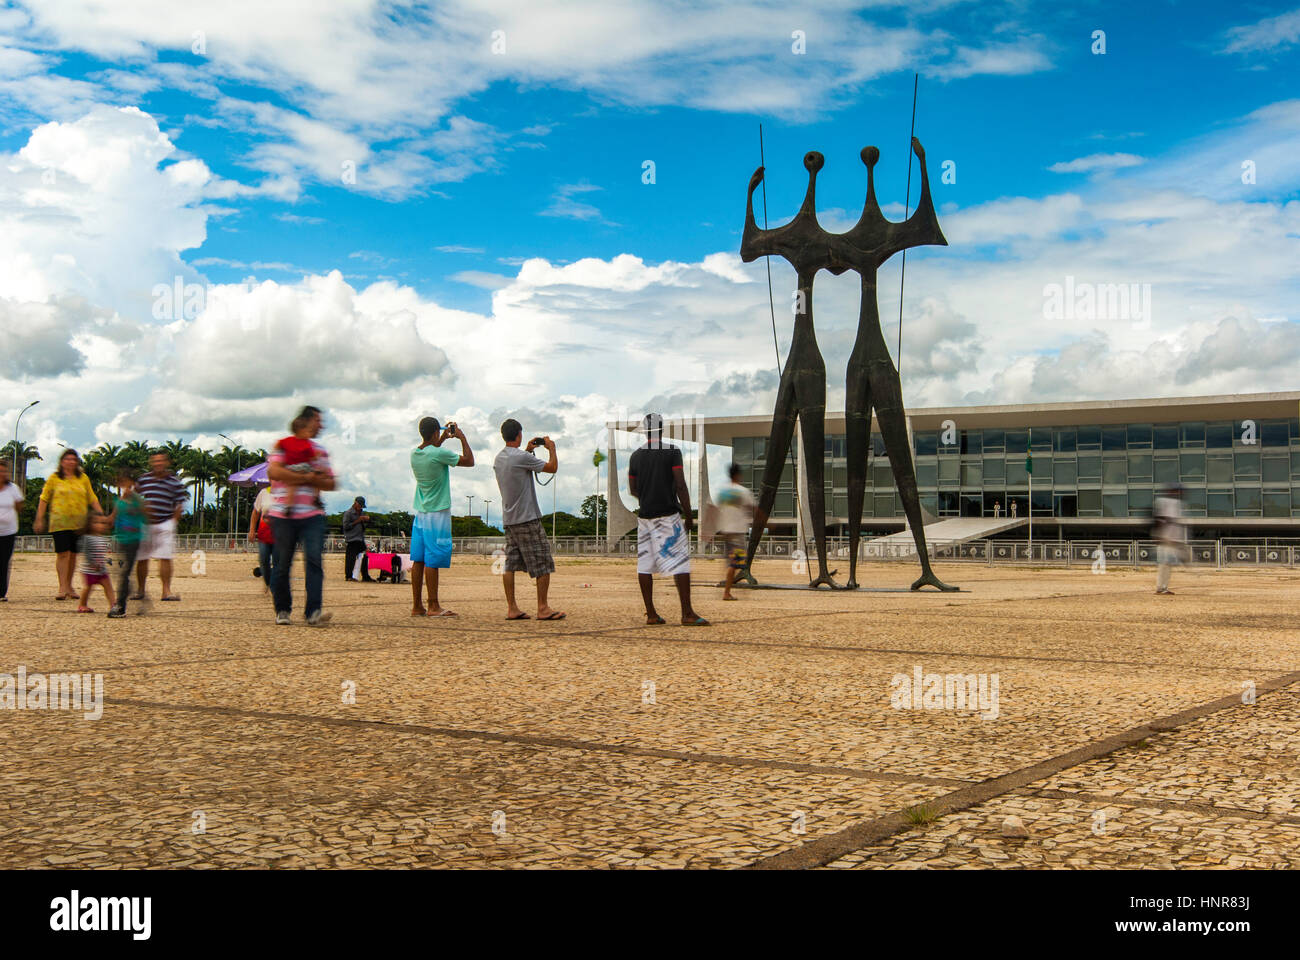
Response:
[868,517,1027,556]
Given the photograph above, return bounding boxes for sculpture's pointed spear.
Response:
[896,72,919,376]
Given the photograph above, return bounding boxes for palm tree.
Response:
[1,441,40,488]
[183,448,220,533]
[121,440,152,475]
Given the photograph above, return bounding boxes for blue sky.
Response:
[1,0,1298,514]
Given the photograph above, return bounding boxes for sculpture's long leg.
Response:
[863,321,958,592]
[796,386,838,588]
[740,370,799,585]
[844,331,872,590]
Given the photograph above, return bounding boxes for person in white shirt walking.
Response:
[1154,483,1187,595]
[715,463,755,601]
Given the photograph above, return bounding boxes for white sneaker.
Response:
[306,610,332,627]
[276,611,291,625]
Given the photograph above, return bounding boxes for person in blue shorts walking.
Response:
[410,416,473,617]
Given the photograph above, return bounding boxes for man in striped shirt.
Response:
[267,405,337,626]
[133,451,188,602]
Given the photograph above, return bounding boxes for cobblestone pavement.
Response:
[1,553,1296,868]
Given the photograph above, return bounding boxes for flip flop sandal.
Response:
[507,613,531,620]
[428,609,459,617]
[682,617,711,626]
[161,595,181,601]
[646,616,667,625]
[539,612,566,621]
[77,606,93,613]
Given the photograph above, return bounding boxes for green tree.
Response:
[1,440,41,487]
[580,494,606,524]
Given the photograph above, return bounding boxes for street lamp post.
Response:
[483,499,492,530]
[12,400,38,481]
[218,433,240,537]
[466,494,475,529]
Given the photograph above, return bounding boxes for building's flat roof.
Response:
[608,392,1300,438]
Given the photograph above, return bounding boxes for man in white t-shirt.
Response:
[715,463,755,601]
[1153,484,1187,595]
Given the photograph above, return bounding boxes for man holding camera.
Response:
[342,496,373,582]
[493,419,564,621]
[410,417,473,617]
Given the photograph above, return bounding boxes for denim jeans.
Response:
[258,540,275,590]
[271,514,324,618]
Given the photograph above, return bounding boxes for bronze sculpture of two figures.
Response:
[738,137,957,592]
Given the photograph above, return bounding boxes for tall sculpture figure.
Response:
[739,138,957,592]
[738,151,839,587]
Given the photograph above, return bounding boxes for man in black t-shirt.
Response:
[627,413,708,626]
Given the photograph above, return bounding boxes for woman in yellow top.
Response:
[34,449,102,600]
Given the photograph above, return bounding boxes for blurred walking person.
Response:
[1154,483,1187,596]
[628,413,708,626]
[343,496,373,581]
[0,461,23,601]
[34,449,101,600]
[133,450,187,602]
[409,417,472,617]
[247,484,276,594]
[267,406,337,625]
[76,513,115,613]
[493,419,563,621]
[108,467,149,617]
[716,463,755,601]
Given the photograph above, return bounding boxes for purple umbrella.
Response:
[228,461,270,487]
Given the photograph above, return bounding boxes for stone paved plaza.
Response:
[0,552,1296,869]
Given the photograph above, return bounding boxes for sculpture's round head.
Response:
[803,151,824,173]
[861,146,880,167]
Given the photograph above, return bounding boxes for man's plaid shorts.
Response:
[504,519,556,578]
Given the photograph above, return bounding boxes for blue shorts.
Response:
[411,510,452,568]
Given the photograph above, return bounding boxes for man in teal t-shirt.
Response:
[409,416,473,617]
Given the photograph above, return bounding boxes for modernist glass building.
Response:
[711,392,1300,539]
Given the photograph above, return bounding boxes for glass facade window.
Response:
[1129,488,1153,515]
[914,432,937,456]
[1154,458,1178,483]
[1127,424,1152,447]
[961,462,983,486]
[1053,459,1077,484]
[734,437,753,460]
[1102,493,1127,517]
[1154,425,1179,449]
[1206,456,1233,483]
[1293,451,1300,478]
[1235,487,1262,515]
[1079,489,1101,515]
[1006,460,1028,486]
[872,464,892,488]
[1030,429,1051,451]
[1102,426,1126,451]
[1179,453,1205,480]
[1005,430,1028,454]
[872,435,887,457]
[1078,455,1102,481]
[1102,459,1127,484]
[1077,425,1101,449]
[1235,452,1260,479]
[1206,422,1233,448]
[1262,456,1288,483]
[1127,453,1152,481]
[1207,491,1233,517]
[938,458,960,483]
[983,429,1005,452]
[873,493,895,517]
[960,430,982,455]
[1183,486,1206,515]
[983,458,1005,481]
[1263,490,1289,517]
[1053,428,1076,452]
[1181,422,1205,447]
[916,463,937,487]
[1262,421,1289,447]
[832,465,848,487]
